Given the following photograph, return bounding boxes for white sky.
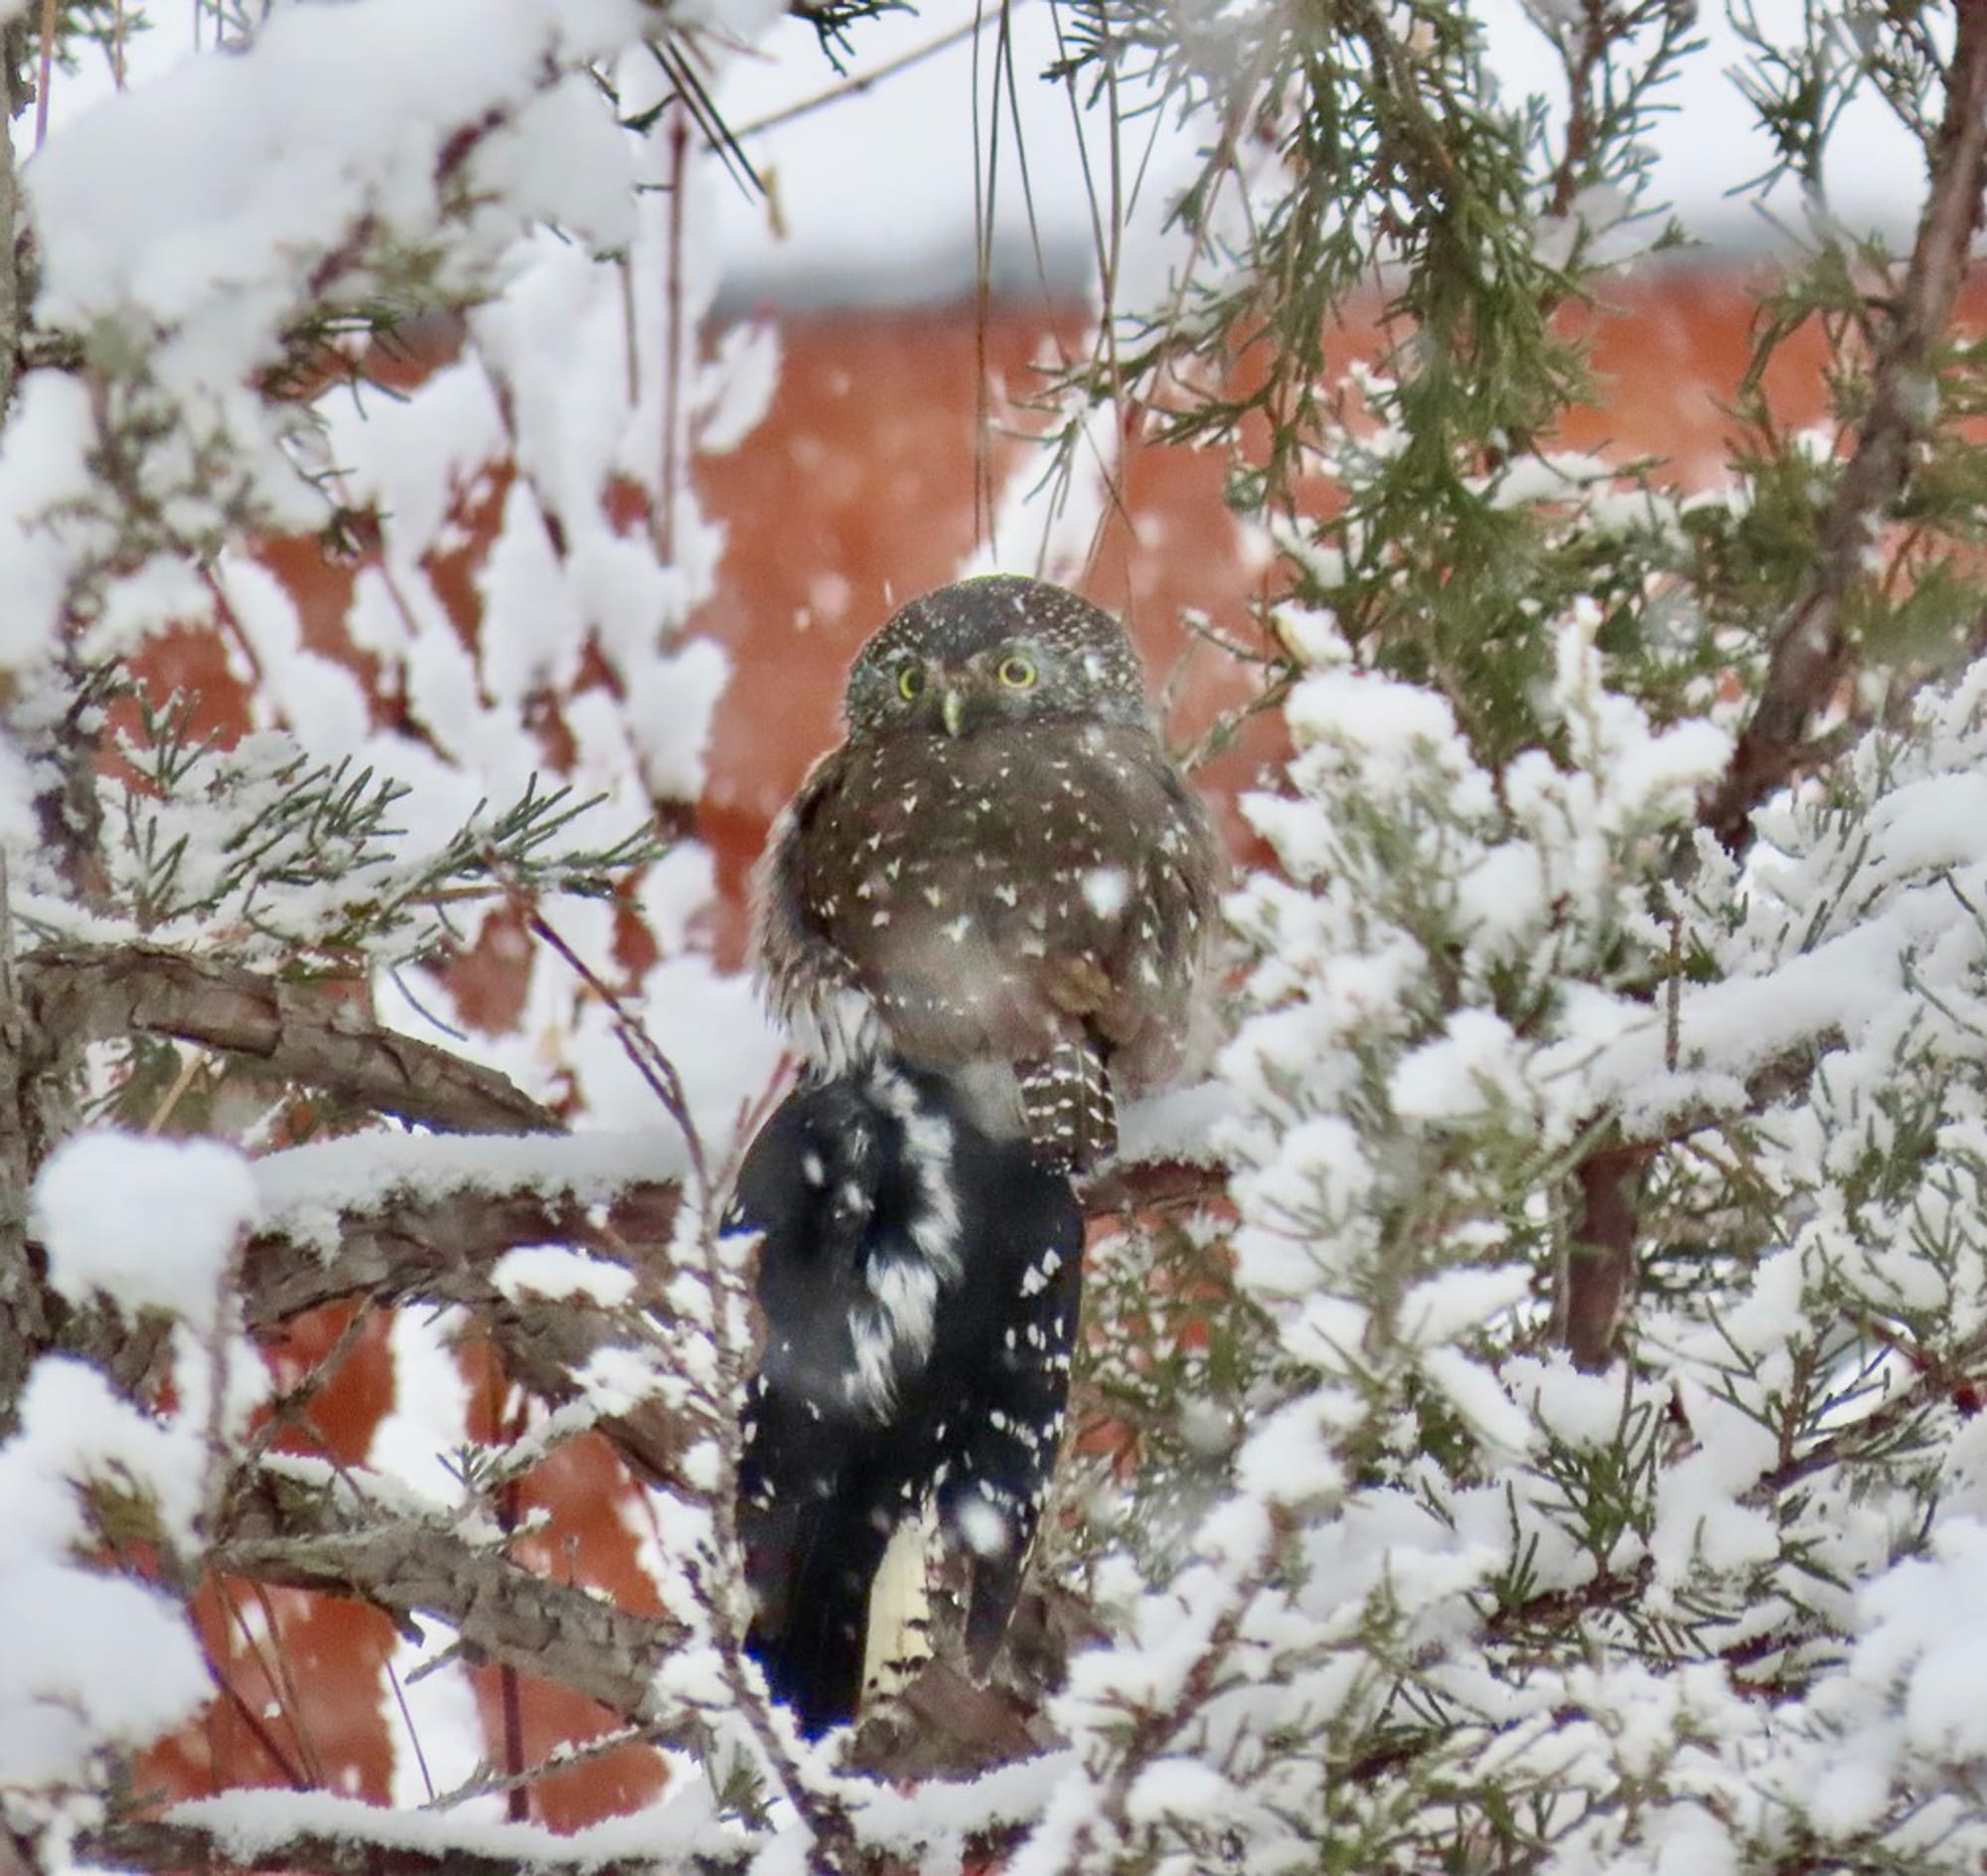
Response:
[25,0,1941,305]
[711,0,1938,301]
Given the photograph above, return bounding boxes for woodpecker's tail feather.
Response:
[860,1501,938,1709]
[742,1488,892,1737]
[731,1059,1083,1736]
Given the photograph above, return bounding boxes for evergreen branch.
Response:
[111,696,666,960]
[23,944,561,1134]
[1751,1324,1987,1501]
[1704,0,1987,854]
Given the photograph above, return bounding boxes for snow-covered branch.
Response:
[88,1795,742,1876]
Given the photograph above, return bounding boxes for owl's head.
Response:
[844,575,1152,739]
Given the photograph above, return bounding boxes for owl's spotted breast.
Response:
[778,719,1214,1086]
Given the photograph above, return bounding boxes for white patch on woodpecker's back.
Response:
[840,1070,968,1417]
[846,1254,943,1417]
[873,1068,964,1281]
[872,1257,942,1358]
[1019,1245,1064,1298]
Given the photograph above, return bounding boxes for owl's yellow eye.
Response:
[896,665,926,702]
[997,654,1037,690]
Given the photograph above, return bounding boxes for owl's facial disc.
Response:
[845,575,1152,738]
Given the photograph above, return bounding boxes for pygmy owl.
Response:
[752,574,1222,1173]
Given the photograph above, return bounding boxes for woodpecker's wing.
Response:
[935,1191,1083,1669]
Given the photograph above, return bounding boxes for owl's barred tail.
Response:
[1018,1036,1116,1174]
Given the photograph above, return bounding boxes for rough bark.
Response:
[224,1468,693,1733]
[0,862,42,1430]
[24,945,562,1134]
[1554,1139,1655,1373]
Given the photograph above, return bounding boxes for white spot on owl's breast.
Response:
[1082,866,1130,917]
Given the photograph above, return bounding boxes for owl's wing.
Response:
[758,726,1221,1113]
[1037,758,1221,1053]
[750,750,882,1068]
[1015,754,1222,1170]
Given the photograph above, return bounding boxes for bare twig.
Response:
[732,10,1000,141]
[511,899,709,1193]
[658,106,688,566]
[517,909,861,1866]
[24,945,562,1134]
[1703,0,1987,854]
[31,0,52,149]
[424,1717,654,1810]
[222,1470,694,1733]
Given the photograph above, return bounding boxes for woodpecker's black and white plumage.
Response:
[730,1059,1082,1735]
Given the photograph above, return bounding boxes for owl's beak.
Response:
[941,688,966,739]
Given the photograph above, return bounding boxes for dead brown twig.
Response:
[24,944,562,1135]
[1702,0,1987,856]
